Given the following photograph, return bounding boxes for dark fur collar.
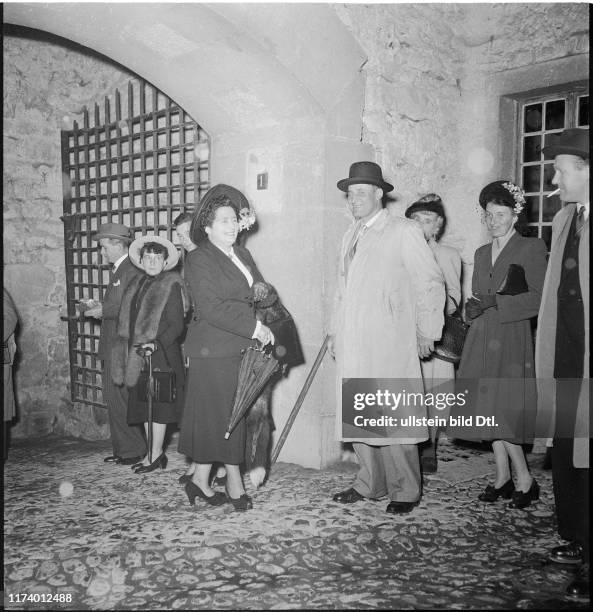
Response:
[111,272,186,388]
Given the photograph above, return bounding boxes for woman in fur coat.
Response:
[112,235,187,474]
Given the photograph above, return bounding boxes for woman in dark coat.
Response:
[178,185,274,511]
[111,235,187,474]
[450,180,547,508]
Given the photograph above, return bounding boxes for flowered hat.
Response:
[190,184,256,244]
[479,181,526,215]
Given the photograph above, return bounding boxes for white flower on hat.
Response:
[502,182,526,215]
[238,207,256,232]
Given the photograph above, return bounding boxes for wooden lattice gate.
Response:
[60,80,209,407]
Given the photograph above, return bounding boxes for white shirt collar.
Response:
[577,202,589,220]
[112,253,128,273]
[361,209,383,230]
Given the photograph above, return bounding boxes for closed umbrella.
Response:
[145,351,154,463]
[136,344,155,463]
[225,344,280,439]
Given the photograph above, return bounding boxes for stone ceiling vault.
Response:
[4,2,367,136]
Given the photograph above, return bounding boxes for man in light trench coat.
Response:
[329,161,445,514]
[536,128,589,598]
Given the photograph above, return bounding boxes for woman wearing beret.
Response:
[111,236,187,474]
[450,180,547,508]
[178,184,274,511]
[405,194,461,474]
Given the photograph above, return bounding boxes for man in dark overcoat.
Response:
[536,128,589,598]
[85,223,146,465]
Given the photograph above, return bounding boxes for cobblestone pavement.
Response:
[3,434,589,610]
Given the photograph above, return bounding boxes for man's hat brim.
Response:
[337,177,394,193]
[92,233,133,242]
[543,144,590,159]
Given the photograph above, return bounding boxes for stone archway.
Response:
[4,3,365,142]
[4,2,371,467]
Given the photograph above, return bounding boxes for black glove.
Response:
[465,298,483,321]
[476,294,497,310]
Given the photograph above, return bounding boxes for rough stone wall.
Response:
[3,4,589,441]
[333,2,589,291]
[3,33,132,438]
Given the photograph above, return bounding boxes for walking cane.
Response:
[271,334,330,463]
[146,349,154,464]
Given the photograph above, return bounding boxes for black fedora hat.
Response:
[190,184,252,244]
[543,128,589,159]
[337,161,394,193]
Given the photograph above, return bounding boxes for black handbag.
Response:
[497,264,529,296]
[137,348,177,403]
[434,297,469,364]
[267,313,304,368]
[255,291,304,369]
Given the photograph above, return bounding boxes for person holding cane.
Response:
[111,236,187,474]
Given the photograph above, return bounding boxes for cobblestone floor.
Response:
[3,434,589,610]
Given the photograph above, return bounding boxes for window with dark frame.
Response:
[517,86,589,250]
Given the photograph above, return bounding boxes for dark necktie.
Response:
[575,206,586,235]
[344,223,367,278]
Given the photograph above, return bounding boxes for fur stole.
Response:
[111,272,187,388]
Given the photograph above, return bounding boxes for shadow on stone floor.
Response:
[3,435,589,610]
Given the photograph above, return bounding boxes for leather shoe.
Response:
[227,493,253,511]
[386,501,417,514]
[332,487,365,504]
[550,542,584,565]
[566,563,590,598]
[116,455,144,466]
[103,455,122,463]
[478,478,515,502]
[508,479,539,509]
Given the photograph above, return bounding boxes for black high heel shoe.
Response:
[226,489,253,511]
[184,481,226,506]
[508,479,539,509]
[134,453,168,474]
[178,474,192,485]
[478,478,515,502]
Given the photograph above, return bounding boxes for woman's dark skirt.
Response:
[178,356,245,465]
[127,346,185,425]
